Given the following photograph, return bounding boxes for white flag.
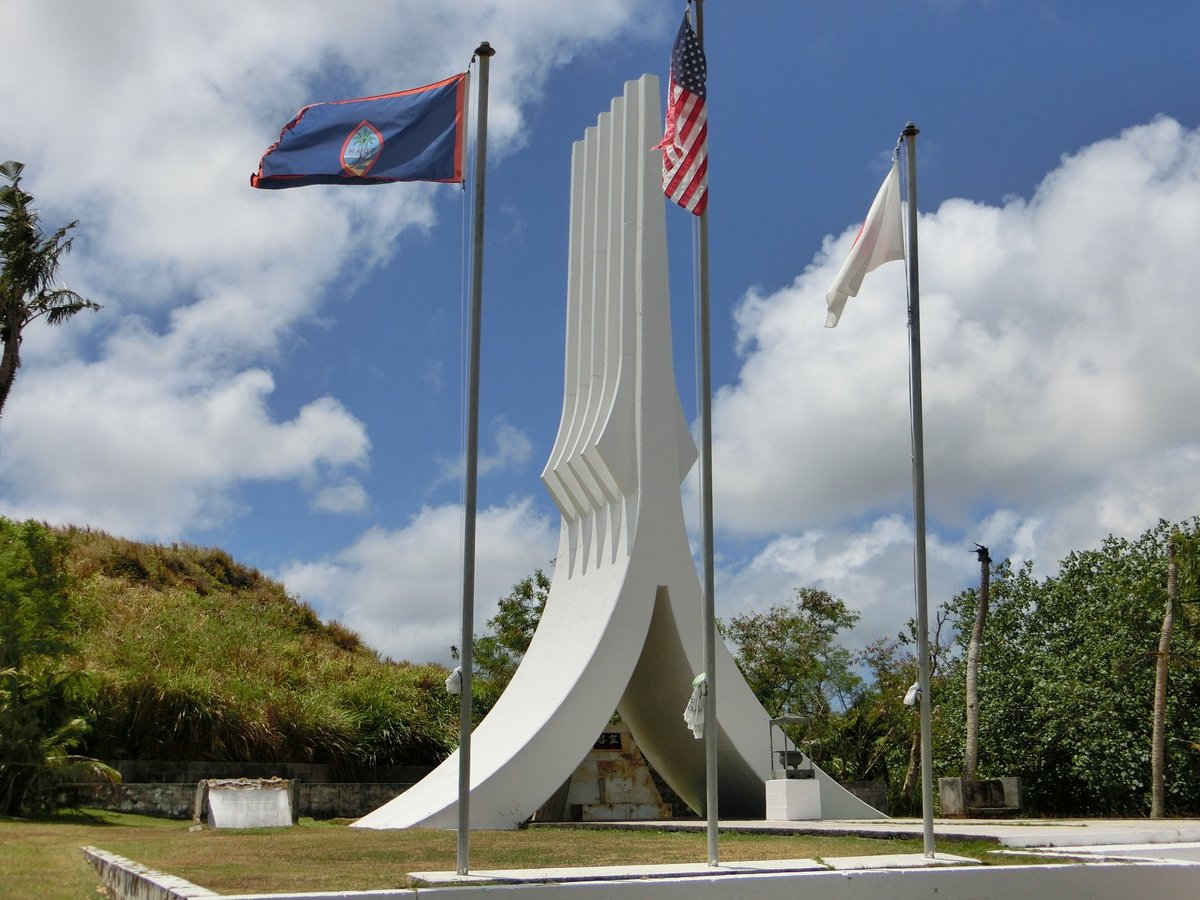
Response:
[683,672,706,739]
[825,158,906,327]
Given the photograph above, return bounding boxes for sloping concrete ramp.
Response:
[354,75,883,830]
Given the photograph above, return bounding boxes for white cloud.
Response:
[435,418,535,485]
[708,117,1200,643]
[313,479,370,515]
[0,360,368,538]
[278,498,557,665]
[0,0,658,542]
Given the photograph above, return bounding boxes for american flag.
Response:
[655,11,707,215]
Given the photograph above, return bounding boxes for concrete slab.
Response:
[823,853,978,870]
[1030,841,1200,863]
[553,816,1200,849]
[410,859,825,886]
[411,850,987,886]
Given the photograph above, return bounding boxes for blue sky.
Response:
[3,1,1200,665]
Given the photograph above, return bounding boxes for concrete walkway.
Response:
[584,815,1200,849]
[411,851,980,887]
[411,817,1200,886]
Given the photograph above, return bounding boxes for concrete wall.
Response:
[110,760,430,784]
[72,784,197,820]
[416,864,1200,900]
[70,782,419,820]
[841,781,888,815]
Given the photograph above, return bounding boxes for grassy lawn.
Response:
[2,809,1014,899]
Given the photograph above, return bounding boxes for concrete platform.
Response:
[543,816,1200,849]
[409,819,1200,890]
[1032,841,1200,863]
[411,852,978,887]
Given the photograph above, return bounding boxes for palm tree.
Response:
[0,161,100,419]
[0,667,120,816]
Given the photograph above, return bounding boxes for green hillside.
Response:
[14,520,459,772]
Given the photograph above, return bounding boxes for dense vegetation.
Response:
[1,518,459,813]
[720,518,1200,817]
[935,521,1200,816]
[0,520,118,814]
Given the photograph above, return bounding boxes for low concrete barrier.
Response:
[82,847,219,900]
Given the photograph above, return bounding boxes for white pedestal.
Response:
[206,779,292,828]
[765,778,821,821]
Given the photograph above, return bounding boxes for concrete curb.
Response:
[82,846,219,900]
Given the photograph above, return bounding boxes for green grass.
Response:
[48,523,463,770]
[2,809,1039,899]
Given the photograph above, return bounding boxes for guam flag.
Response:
[252,73,467,188]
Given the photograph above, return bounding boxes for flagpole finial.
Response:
[475,41,495,58]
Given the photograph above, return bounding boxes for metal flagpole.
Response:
[902,121,936,858]
[692,0,720,868]
[457,40,495,877]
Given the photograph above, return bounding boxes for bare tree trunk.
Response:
[1151,542,1177,818]
[964,544,990,781]
[902,728,920,803]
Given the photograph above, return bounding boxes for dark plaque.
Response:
[594,732,622,750]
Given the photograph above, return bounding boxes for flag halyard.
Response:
[825,157,906,326]
[251,73,468,189]
[655,12,708,215]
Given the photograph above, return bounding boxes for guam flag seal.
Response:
[252,73,467,189]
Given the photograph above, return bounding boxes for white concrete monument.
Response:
[354,75,884,830]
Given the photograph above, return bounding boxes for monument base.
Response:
[201,777,293,828]
[938,776,1022,817]
[765,778,821,821]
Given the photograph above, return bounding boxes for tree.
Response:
[467,568,551,711]
[0,519,117,814]
[0,161,100,419]
[942,519,1200,815]
[829,635,926,812]
[720,588,860,761]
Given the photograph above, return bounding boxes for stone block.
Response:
[203,778,292,828]
[766,778,821,820]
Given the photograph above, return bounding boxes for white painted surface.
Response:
[354,74,881,832]
[765,779,821,821]
[1039,841,1200,863]
[207,782,291,829]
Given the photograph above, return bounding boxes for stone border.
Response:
[82,846,219,900]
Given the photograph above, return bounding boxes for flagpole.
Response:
[457,39,495,878]
[902,121,936,859]
[692,0,720,868]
